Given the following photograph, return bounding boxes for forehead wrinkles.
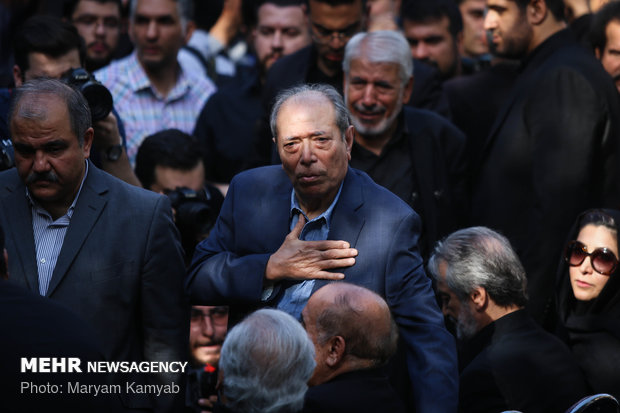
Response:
[14,94,56,122]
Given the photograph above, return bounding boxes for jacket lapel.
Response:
[46,165,108,297]
[0,172,39,291]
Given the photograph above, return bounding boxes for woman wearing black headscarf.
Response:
[556,209,620,398]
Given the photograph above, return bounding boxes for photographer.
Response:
[135,129,225,413]
[135,129,224,264]
[1,15,140,186]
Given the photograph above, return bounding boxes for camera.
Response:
[166,186,223,263]
[0,138,14,171]
[186,364,219,412]
[61,68,113,122]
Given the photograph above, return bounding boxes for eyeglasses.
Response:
[310,21,361,44]
[564,240,618,275]
[191,307,229,326]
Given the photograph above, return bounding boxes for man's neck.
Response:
[354,121,398,156]
[142,61,181,98]
[527,19,567,54]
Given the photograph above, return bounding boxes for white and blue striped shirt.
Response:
[28,162,89,296]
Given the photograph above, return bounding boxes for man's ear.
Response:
[325,336,346,367]
[184,20,196,44]
[402,76,414,104]
[13,65,23,87]
[595,47,602,59]
[344,125,355,160]
[82,127,94,159]
[469,286,488,311]
[527,0,548,26]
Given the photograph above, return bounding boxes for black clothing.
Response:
[350,107,468,257]
[470,29,620,324]
[443,61,519,177]
[0,280,121,412]
[303,368,407,413]
[555,209,620,398]
[459,310,589,413]
[193,66,268,183]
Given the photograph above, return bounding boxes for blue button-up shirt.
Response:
[276,184,343,320]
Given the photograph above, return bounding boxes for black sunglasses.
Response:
[564,240,619,275]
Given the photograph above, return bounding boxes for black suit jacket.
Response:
[470,30,620,323]
[459,310,589,413]
[0,164,189,412]
[302,368,407,413]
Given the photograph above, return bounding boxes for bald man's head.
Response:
[302,282,398,386]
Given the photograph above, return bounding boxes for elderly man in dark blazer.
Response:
[0,78,188,412]
[188,83,458,413]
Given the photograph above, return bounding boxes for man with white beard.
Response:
[343,30,467,258]
[427,226,589,413]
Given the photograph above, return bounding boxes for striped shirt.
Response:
[94,52,216,165]
[29,162,89,296]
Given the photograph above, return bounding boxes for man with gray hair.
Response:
[301,282,406,413]
[216,308,315,413]
[428,226,589,413]
[188,83,458,412]
[0,78,188,412]
[343,30,467,257]
[95,0,216,165]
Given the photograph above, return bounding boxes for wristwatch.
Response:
[105,144,123,162]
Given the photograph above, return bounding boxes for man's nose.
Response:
[484,12,497,31]
[300,140,316,165]
[361,84,377,106]
[95,20,106,36]
[200,316,215,337]
[271,31,283,50]
[33,151,50,172]
[146,21,158,39]
[412,42,430,60]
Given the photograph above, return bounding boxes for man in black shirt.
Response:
[344,30,467,257]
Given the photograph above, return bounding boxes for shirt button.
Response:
[40,258,46,263]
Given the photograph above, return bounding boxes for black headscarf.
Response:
[555,208,620,397]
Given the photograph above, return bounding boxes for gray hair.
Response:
[428,227,528,308]
[219,308,316,413]
[343,30,414,86]
[315,283,398,367]
[269,83,351,141]
[9,78,91,146]
[130,0,193,32]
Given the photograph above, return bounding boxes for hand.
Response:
[197,395,217,413]
[93,112,121,148]
[265,215,358,282]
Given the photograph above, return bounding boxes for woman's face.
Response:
[569,224,618,301]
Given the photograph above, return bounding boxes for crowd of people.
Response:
[1,0,620,412]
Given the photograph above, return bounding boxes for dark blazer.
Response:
[459,310,589,413]
[470,30,620,323]
[188,165,459,413]
[0,164,189,412]
[403,107,468,255]
[0,280,122,412]
[302,368,407,413]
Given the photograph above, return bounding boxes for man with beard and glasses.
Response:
[470,0,620,327]
[344,30,467,258]
[193,0,311,195]
[428,226,589,413]
[63,0,123,72]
